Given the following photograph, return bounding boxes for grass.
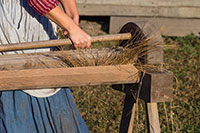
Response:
[70,34,200,132]
[71,86,124,132]
[160,34,200,132]
[58,27,199,132]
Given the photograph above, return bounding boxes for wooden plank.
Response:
[0,65,140,91]
[110,16,200,37]
[0,48,121,70]
[112,71,173,103]
[77,4,200,18]
[128,102,136,133]
[140,72,173,103]
[145,103,161,133]
[0,52,64,70]
[119,94,136,133]
[77,0,200,7]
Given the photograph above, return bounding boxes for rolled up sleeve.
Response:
[27,0,59,16]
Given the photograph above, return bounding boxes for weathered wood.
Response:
[77,4,200,18]
[0,48,121,70]
[110,16,200,37]
[117,21,163,64]
[0,52,64,70]
[145,103,161,133]
[77,0,200,7]
[0,48,172,102]
[119,94,136,133]
[112,71,173,103]
[0,65,140,91]
[0,33,131,52]
[128,101,137,133]
[140,72,173,103]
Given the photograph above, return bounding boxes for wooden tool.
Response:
[0,22,163,64]
[0,21,173,133]
[0,33,131,52]
[0,22,151,52]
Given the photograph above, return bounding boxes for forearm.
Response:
[27,0,91,48]
[44,5,91,48]
[27,0,79,25]
[60,0,79,18]
[44,6,77,33]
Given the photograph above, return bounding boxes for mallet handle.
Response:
[0,33,131,52]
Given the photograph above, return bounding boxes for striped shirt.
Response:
[27,0,59,16]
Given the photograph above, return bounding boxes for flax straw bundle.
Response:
[0,22,163,72]
[0,22,165,133]
[55,22,164,72]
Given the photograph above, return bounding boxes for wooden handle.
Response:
[0,33,131,52]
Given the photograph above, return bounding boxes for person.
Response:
[0,0,90,132]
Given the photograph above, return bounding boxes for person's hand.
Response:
[44,3,91,48]
[69,26,91,48]
[62,16,90,49]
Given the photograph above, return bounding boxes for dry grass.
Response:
[56,24,164,73]
[70,34,200,133]
[55,24,167,132]
[0,22,182,132]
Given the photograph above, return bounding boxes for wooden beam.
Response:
[112,71,173,103]
[0,48,121,70]
[145,103,161,133]
[77,0,200,7]
[0,52,64,70]
[77,4,200,18]
[140,72,173,103]
[0,65,140,91]
[110,16,200,37]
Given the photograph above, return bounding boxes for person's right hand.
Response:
[69,26,91,48]
[44,5,91,48]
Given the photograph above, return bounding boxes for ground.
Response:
[63,17,200,132]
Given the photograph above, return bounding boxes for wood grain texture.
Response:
[0,48,121,70]
[112,71,173,103]
[0,65,140,91]
[146,103,161,133]
[110,16,200,37]
[140,72,173,103]
[0,33,131,52]
[77,4,200,18]
[77,0,200,7]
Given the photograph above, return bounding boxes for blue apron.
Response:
[0,89,88,133]
[0,0,88,132]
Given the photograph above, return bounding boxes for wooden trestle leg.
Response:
[145,103,161,133]
[119,94,136,133]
